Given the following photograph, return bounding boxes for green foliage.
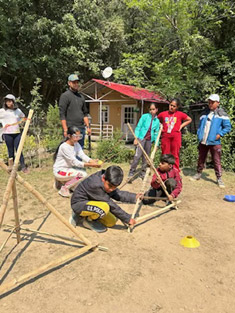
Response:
[0,143,8,163]
[180,131,199,168]
[43,102,62,151]
[220,83,235,172]
[42,135,61,153]
[114,53,151,87]
[96,130,134,163]
[23,135,37,154]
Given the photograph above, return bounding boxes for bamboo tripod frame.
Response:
[128,124,162,232]
[127,123,180,231]
[0,112,104,295]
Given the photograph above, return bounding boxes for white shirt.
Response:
[53,142,91,175]
[201,111,214,144]
[0,108,25,134]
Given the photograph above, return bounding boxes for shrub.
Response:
[96,130,134,163]
[180,131,199,168]
[0,143,8,163]
[43,103,62,152]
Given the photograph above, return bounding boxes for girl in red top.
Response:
[158,98,192,171]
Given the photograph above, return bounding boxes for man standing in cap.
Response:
[59,74,91,148]
[191,94,231,188]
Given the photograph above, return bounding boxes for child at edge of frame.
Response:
[142,154,182,205]
[70,165,143,233]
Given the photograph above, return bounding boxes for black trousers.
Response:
[142,178,176,205]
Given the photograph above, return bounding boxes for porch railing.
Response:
[90,123,113,140]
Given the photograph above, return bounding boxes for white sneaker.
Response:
[217,178,225,188]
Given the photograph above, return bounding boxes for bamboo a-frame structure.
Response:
[127,123,181,232]
[0,110,106,296]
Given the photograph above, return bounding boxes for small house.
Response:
[79,79,169,140]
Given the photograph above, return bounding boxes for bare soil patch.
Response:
[0,164,235,313]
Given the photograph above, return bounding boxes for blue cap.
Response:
[68,74,79,81]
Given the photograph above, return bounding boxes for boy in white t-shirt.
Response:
[0,94,28,173]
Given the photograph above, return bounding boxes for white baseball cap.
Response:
[4,94,16,102]
[208,94,220,102]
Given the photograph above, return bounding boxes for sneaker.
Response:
[82,217,107,233]
[58,186,70,198]
[21,167,29,174]
[69,212,82,227]
[217,178,225,188]
[190,173,201,181]
[53,179,63,191]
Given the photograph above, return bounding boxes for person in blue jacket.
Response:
[191,94,231,188]
[128,102,160,180]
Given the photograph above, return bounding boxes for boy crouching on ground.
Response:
[143,154,182,205]
[70,165,142,233]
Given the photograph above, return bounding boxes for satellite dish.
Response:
[102,67,113,79]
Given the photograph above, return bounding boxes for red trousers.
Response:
[161,132,181,171]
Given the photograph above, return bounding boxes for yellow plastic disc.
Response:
[180,236,200,248]
[98,160,103,165]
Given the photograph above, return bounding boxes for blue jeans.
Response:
[78,127,85,148]
[3,133,26,168]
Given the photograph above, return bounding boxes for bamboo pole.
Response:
[127,123,171,199]
[136,200,181,224]
[128,124,163,233]
[0,226,17,253]
[0,110,33,227]
[119,168,142,189]
[12,182,21,243]
[0,161,92,247]
[0,244,95,295]
[5,224,108,252]
[142,196,168,201]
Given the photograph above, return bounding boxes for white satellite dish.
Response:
[102,67,113,79]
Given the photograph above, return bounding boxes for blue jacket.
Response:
[197,107,231,145]
[135,113,160,143]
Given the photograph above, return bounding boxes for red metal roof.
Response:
[92,79,168,103]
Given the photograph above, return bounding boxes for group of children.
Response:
[52,125,180,233]
[52,126,182,232]
[0,93,231,233]
[69,155,180,233]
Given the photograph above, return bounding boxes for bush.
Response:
[220,83,235,172]
[43,103,62,152]
[0,143,8,162]
[96,130,134,163]
[180,131,199,168]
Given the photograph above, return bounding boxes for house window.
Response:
[124,107,135,124]
[99,105,109,123]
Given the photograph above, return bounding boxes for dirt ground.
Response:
[0,163,235,313]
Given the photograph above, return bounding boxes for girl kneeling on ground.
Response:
[53,126,101,197]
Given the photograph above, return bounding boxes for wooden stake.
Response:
[119,168,143,189]
[128,124,163,233]
[127,123,171,200]
[0,110,33,227]
[142,196,168,201]
[0,226,17,253]
[0,244,95,295]
[12,182,21,243]
[0,161,92,247]
[136,200,181,224]
[5,224,108,252]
